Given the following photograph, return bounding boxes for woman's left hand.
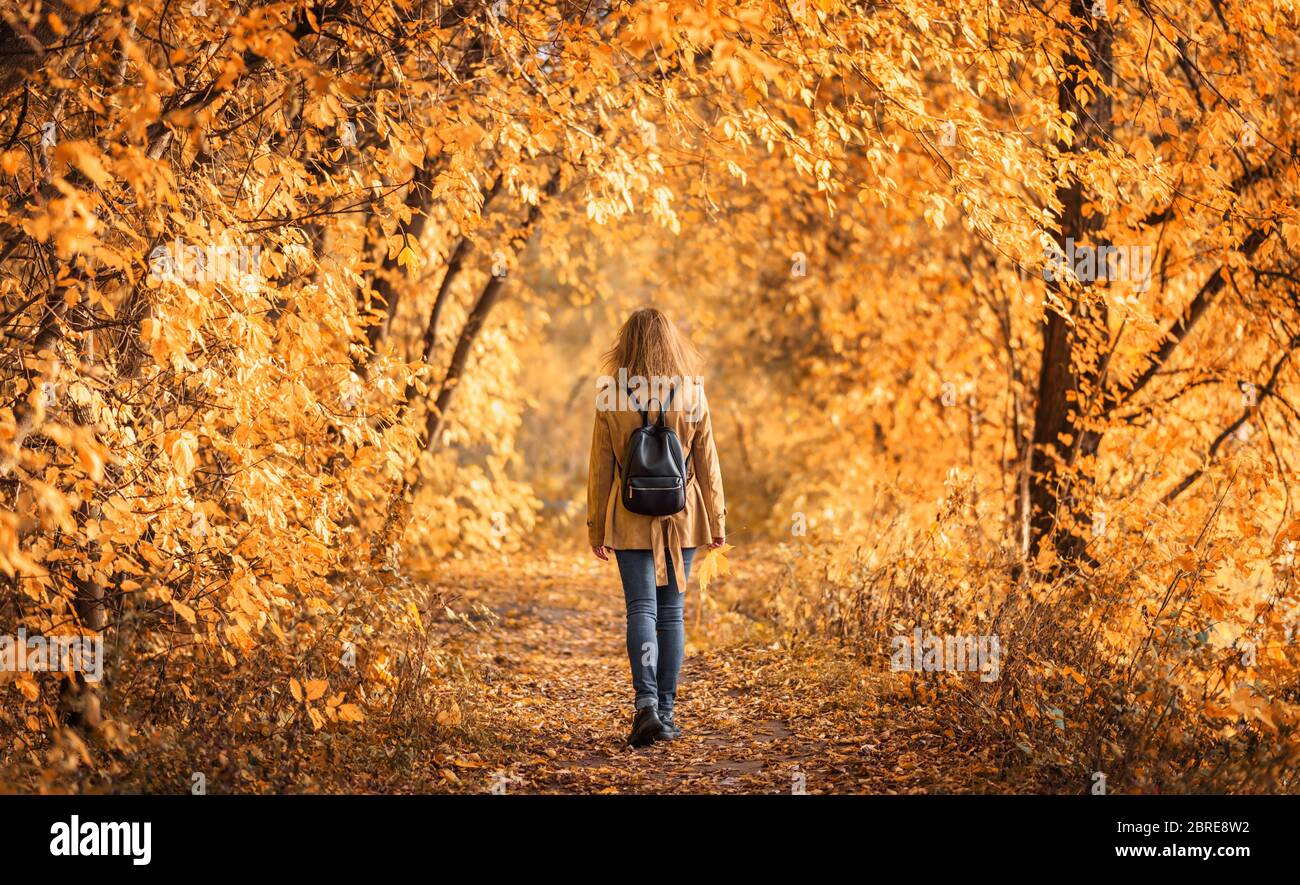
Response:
[709,536,726,549]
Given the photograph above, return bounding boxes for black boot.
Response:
[627,707,669,747]
[659,710,682,740]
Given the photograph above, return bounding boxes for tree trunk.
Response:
[361,163,436,356]
[423,273,507,450]
[1026,1,1113,561]
[421,173,560,451]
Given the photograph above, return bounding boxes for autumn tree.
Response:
[0,0,1296,792]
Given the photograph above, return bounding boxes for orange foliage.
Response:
[0,0,1297,792]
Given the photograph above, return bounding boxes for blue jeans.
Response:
[614,547,696,714]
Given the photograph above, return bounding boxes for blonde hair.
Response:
[602,308,702,382]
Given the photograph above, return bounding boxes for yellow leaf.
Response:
[289,677,304,702]
[435,701,462,727]
[396,233,420,275]
[16,675,39,701]
[696,543,735,593]
[171,598,196,625]
[74,433,106,482]
[55,140,113,189]
[170,435,196,478]
[304,679,328,701]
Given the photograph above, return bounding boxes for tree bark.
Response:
[421,173,560,451]
[1026,1,1114,561]
[361,163,436,356]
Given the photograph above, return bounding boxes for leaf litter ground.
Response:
[411,550,1005,794]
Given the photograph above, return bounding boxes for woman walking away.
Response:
[587,308,726,748]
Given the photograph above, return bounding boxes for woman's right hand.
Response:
[592,545,610,561]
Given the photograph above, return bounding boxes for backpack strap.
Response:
[652,382,677,428]
[627,385,650,427]
[627,381,678,427]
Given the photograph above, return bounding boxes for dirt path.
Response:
[431,551,993,794]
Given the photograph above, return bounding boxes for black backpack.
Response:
[619,385,688,517]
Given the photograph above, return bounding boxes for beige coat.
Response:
[587,382,726,590]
